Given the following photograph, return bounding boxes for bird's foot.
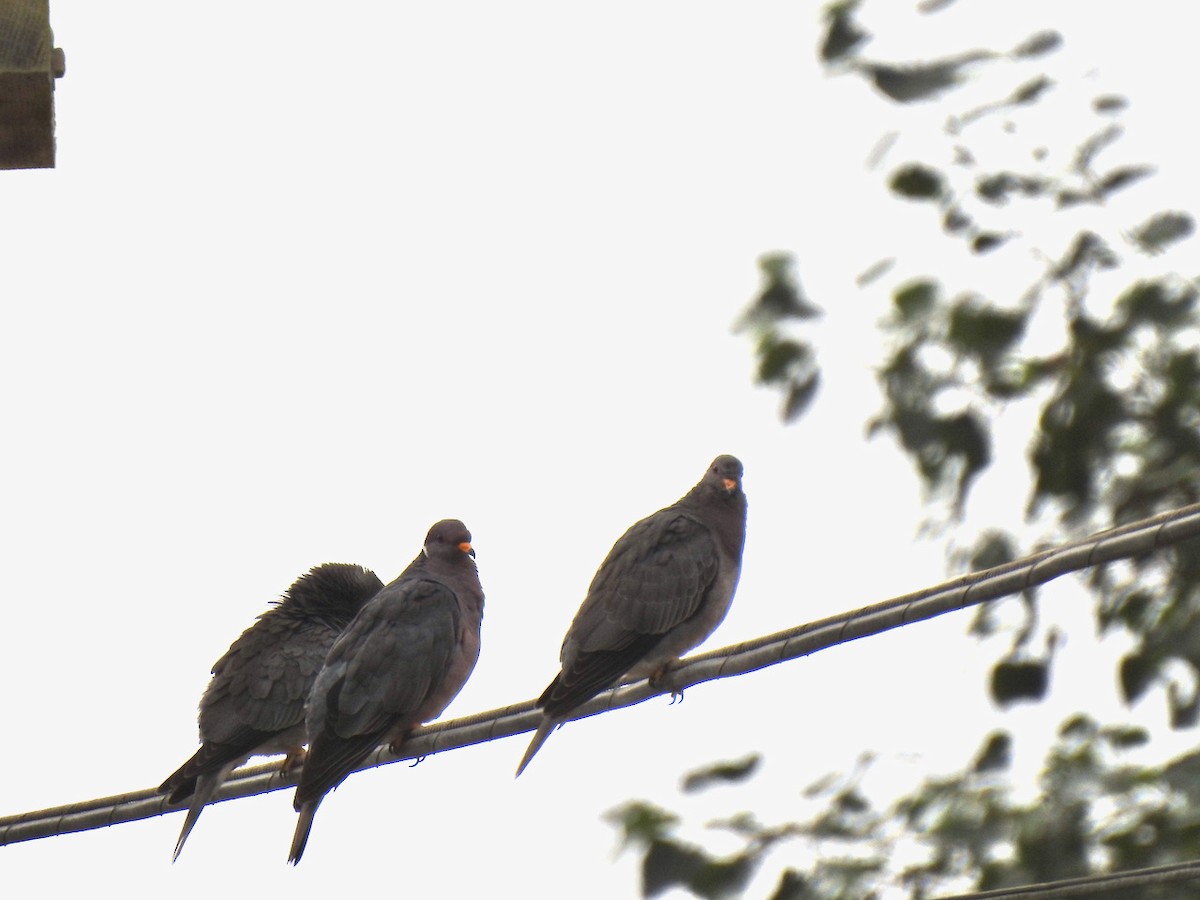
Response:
[648,660,685,701]
[280,747,306,774]
[388,726,417,758]
[408,755,427,768]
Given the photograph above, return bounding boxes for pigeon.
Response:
[159,563,383,862]
[516,454,747,777]
[288,519,485,864]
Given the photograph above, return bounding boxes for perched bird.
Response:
[288,519,485,864]
[516,454,747,777]
[159,563,384,862]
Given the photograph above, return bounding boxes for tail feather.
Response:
[170,768,228,862]
[515,717,557,778]
[288,799,321,865]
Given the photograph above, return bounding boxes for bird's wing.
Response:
[296,580,460,803]
[541,510,718,715]
[202,616,332,738]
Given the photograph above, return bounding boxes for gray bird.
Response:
[159,563,383,862]
[516,454,747,777]
[288,519,485,864]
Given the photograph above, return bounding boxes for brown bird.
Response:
[288,519,485,864]
[516,454,747,776]
[159,563,383,861]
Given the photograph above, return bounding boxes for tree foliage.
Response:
[616,0,1200,895]
[610,722,1200,898]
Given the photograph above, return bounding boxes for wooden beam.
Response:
[0,0,65,170]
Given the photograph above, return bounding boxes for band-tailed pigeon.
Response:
[288,519,485,864]
[516,454,747,777]
[159,563,383,861]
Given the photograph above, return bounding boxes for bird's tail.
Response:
[170,768,227,863]
[515,717,557,778]
[288,799,322,865]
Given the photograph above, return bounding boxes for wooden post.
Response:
[0,0,65,170]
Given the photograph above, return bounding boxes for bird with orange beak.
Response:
[289,519,484,863]
[517,455,747,776]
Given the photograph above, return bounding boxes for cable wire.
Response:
[934,857,1200,898]
[3,502,1199,849]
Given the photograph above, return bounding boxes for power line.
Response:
[935,858,1200,898]
[2,502,1199,849]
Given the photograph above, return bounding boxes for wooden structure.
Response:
[0,0,65,169]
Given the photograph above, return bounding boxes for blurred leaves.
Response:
[607,801,681,856]
[780,1,1200,697]
[736,254,822,424]
[890,164,945,199]
[1132,211,1195,253]
[820,1,868,63]
[719,1,1200,897]
[1099,164,1155,196]
[611,721,1200,898]
[748,0,1200,551]
[972,731,1013,773]
[1012,30,1063,59]
[990,656,1050,706]
[683,755,763,793]
[866,53,992,103]
[1094,94,1128,113]
[868,278,1042,509]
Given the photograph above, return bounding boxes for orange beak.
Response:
[723,478,737,491]
[458,541,473,553]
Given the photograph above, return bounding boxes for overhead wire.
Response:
[934,857,1200,898]
[2,502,1199,853]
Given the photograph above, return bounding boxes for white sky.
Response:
[3,2,1197,898]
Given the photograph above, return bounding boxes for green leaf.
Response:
[1113,589,1153,632]
[757,337,812,384]
[991,658,1049,706]
[605,801,680,853]
[820,1,869,63]
[868,54,991,103]
[1132,211,1195,253]
[681,755,762,793]
[918,0,960,12]
[738,254,822,334]
[1056,189,1092,208]
[836,788,870,814]
[766,870,814,900]
[1056,231,1119,278]
[1012,30,1062,58]
[943,206,972,233]
[855,257,894,287]
[692,853,760,899]
[1059,714,1097,740]
[1169,682,1200,729]
[971,232,1009,254]
[643,839,706,898]
[977,172,1048,204]
[1093,94,1128,113]
[1119,652,1158,703]
[1011,75,1053,105]
[1100,724,1150,750]
[947,301,1026,361]
[893,279,938,320]
[784,372,821,423]
[1099,165,1154,196]
[1117,279,1198,328]
[972,731,1013,772]
[890,164,945,199]
[969,532,1017,572]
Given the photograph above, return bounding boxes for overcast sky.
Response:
[3,3,1197,897]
